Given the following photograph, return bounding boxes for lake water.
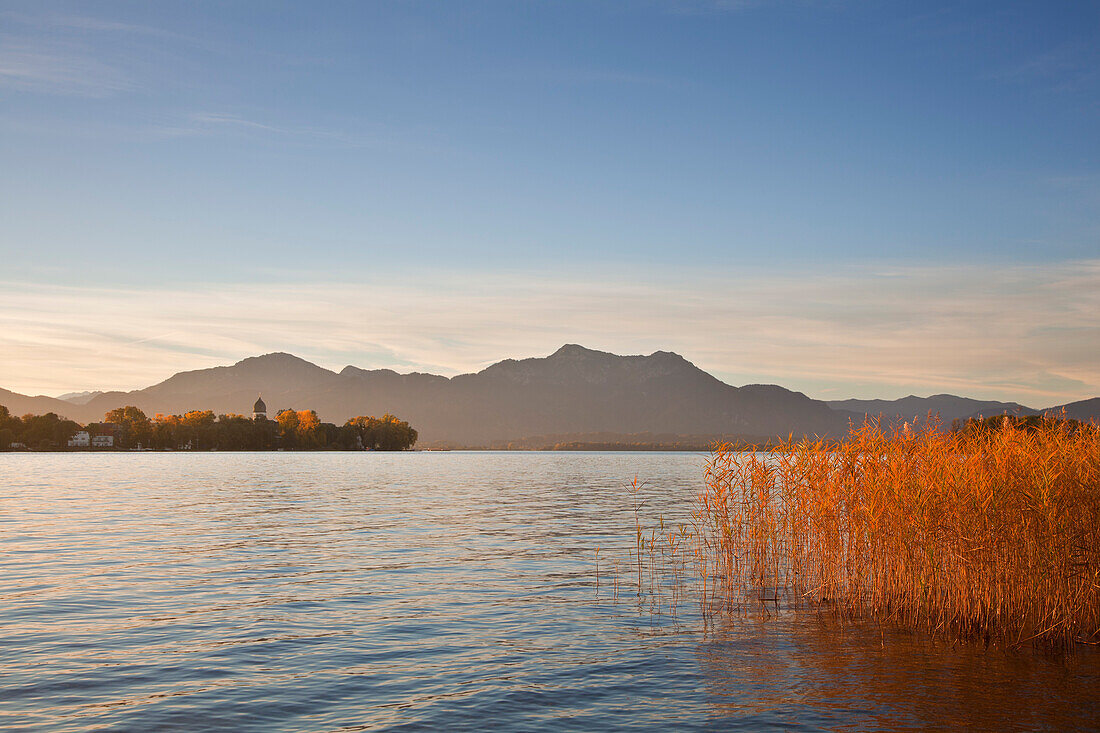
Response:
[1,452,1097,731]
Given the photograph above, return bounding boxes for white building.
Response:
[92,435,114,448]
[68,431,90,448]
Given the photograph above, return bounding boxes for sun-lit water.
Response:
[1,452,1097,731]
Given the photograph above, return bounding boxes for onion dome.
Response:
[253,395,266,413]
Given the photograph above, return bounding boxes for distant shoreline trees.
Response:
[0,404,418,452]
[0,405,81,451]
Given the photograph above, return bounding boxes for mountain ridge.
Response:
[0,347,848,444]
[3,348,1097,445]
[825,394,1039,424]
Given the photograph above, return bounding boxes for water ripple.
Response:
[1,451,1097,731]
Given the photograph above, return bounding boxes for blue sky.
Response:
[1,1,1098,403]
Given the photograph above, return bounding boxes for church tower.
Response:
[252,395,267,421]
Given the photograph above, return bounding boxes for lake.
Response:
[1,452,1097,731]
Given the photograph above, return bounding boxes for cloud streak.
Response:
[1,260,1097,405]
[0,41,134,97]
[0,10,182,38]
[0,10,194,98]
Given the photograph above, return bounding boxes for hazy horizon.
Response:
[2,2,1098,403]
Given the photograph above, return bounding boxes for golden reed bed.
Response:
[691,417,1100,648]
[608,417,1100,649]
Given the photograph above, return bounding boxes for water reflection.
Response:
[694,607,1100,730]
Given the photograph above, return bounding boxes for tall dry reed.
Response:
[694,418,1100,647]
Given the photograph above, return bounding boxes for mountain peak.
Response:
[227,353,339,378]
[549,344,603,358]
[648,349,687,362]
[235,352,315,367]
[57,390,104,405]
[547,344,688,362]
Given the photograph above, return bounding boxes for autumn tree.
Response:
[344,414,418,450]
[150,413,182,449]
[182,410,216,427]
[294,409,324,448]
[104,406,152,448]
[276,409,299,447]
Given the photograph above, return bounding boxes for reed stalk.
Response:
[694,417,1100,647]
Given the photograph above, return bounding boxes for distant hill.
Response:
[1044,397,1100,422]
[2,346,850,445]
[56,391,104,405]
[76,352,344,424]
[0,388,80,420]
[827,394,1039,424]
[827,393,1100,425]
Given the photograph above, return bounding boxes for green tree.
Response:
[19,412,81,449]
[0,405,12,449]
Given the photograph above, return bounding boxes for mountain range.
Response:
[826,395,1037,423]
[2,345,1097,447]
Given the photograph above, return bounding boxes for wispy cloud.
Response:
[0,10,192,97]
[0,260,1097,405]
[0,40,133,97]
[144,111,432,152]
[159,111,360,141]
[0,10,181,38]
[989,41,1100,96]
[184,113,293,135]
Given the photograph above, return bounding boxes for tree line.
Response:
[0,404,418,451]
[957,413,1085,434]
[0,406,81,451]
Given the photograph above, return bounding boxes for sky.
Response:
[1,1,1098,405]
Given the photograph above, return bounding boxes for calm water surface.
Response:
[1,452,1097,731]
